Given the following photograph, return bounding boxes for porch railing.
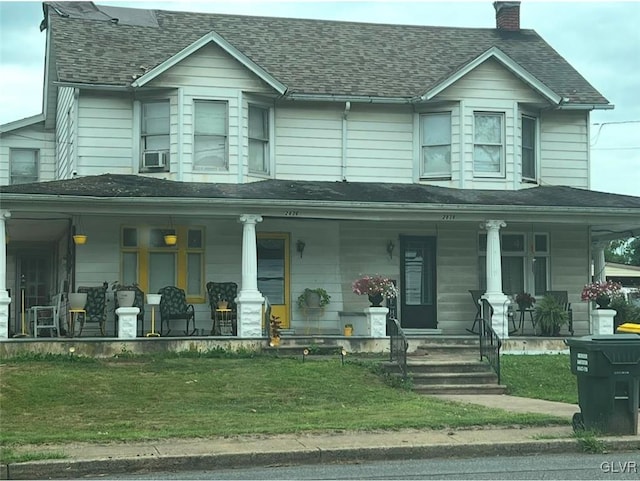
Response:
[479,298,502,384]
[387,317,408,379]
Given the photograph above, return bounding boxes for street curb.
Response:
[2,438,639,480]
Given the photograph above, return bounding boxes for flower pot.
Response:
[217,300,229,309]
[116,290,136,308]
[68,293,87,310]
[164,234,177,246]
[270,336,280,347]
[146,294,162,305]
[344,326,353,336]
[368,293,384,307]
[73,235,87,245]
[595,295,611,309]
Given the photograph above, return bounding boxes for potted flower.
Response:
[534,295,569,336]
[111,281,139,308]
[269,315,282,346]
[297,288,331,309]
[515,292,536,310]
[581,280,622,309]
[343,323,354,336]
[352,274,397,307]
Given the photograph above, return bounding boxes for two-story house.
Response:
[1,1,639,341]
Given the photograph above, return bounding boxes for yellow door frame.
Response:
[257,233,290,329]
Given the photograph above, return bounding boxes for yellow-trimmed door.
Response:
[257,233,290,328]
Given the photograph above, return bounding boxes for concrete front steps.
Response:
[383,336,507,395]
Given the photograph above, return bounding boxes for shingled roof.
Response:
[44,1,609,105]
[2,174,639,210]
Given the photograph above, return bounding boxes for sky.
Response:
[0,0,639,196]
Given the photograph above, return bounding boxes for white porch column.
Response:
[483,220,510,338]
[0,210,11,340]
[592,241,607,283]
[236,214,264,338]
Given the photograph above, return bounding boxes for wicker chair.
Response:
[158,286,196,336]
[206,282,238,335]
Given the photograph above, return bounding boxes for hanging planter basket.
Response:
[73,235,88,245]
[164,234,177,246]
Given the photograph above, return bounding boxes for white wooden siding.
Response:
[274,103,343,180]
[540,111,589,188]
[0,123,56,185]
[76,93,134,176]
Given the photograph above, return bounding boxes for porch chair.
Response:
[467,290,484,334]
[76,285,108,336]
[158,286,196,336]
[32,293,62,338]
[114,286,146,336]
[206,281,238,336]
[544,290,574,335]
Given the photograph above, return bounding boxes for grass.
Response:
[0,351,568,451]
[502,354,578,404]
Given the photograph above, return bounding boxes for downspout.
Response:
[341,101,351,181]
[237,90,244,184]
[177,88,184,182]
[72,88,80,176]
[512,101,518,190]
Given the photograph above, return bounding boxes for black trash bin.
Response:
[566,334,640,435]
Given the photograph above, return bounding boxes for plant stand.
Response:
[116,307,140,339]
[590,308,615,335]
[364,307,388,337]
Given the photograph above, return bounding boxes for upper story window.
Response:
[10,148,39,185]
[420,112,451,178]
[473,112,504,177]
[141,100,170,171]
[194,100,228,170]
[249,105,269,174]
[521,115,537,181]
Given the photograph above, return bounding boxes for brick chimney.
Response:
[494,1,521,31]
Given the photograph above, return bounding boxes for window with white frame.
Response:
[10,149,39,184]
[473,112,504,176]
[141,100,170,170]
[249,105,269,174]
[478,232,549,296]
[420,112,451,178]
[521,115,537,181]
[194,100,228,170]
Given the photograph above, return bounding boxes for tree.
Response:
[605,237,640,266]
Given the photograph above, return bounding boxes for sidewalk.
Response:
[3,396,639,480]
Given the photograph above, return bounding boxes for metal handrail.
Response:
[479,298,502,384]
[387,317,408,379]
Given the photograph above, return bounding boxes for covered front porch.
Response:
[1,175,639,344]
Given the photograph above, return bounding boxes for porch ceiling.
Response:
[1,175,639,233]
[6,217,69,243]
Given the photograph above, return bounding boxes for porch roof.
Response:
[2,175,639,239]
[2,174,639,210]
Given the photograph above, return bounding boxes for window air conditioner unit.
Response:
[143,150,169,168]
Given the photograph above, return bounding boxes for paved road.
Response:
[107,452,640,480]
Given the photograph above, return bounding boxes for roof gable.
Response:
[130,31,287,94]
[422,47,562,105]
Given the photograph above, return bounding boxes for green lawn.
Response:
[502,354,578,404]
[0,351,569,448]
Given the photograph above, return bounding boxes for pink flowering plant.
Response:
[580,280,622,302]
[352,275,398,298]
